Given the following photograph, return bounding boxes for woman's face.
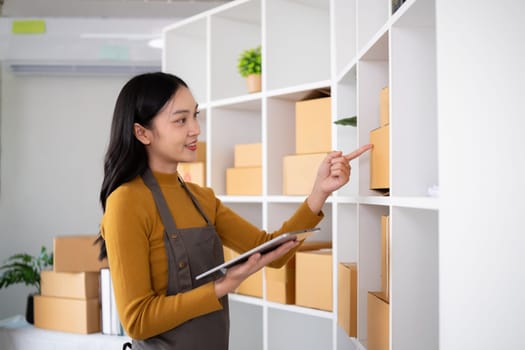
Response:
[136,86,201,173]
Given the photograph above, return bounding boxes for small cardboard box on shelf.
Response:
[266,241,332,304]
[283,152,327,195]
[34,295,100,334]
[195,141,206,163]
[295,96,332,154]
[53,235,108,272]
[369,125,390,192]
[234,143,262,168]
[338,262,357,337]
[40,270,100,299]
[226,167,262,195]
[178,162,205,187]
[295,249,333,311]
[177,141,207,186]
[367,291,389,350]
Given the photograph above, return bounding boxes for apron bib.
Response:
[130,169,229,350]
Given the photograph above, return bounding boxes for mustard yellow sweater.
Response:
[101,171,323,340]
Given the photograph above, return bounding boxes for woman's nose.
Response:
[189,117,200,136]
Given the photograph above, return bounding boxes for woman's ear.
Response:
[134,123,151,145]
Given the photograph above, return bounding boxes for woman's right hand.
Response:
[214,239,299,298]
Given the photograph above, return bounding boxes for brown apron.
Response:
[130,169,229,350]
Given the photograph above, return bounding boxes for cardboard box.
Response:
[54,235,108,272]
[295,96,332,154]
[367,291,389,350]
[195,141,206,163]
[381,216,390,301]
[223,246,262,298]
[379,87,389,126]
[41,270,100,299]
[178,162,205,187]
[338,262,357,337]
[34,295,100,334]
[283,153,327,195]
[266,241,332,304]
[237,269,263,298]
[234,143,262,168]
[369,125,389,191]
[295,249,332,311]
[226,167,262,195]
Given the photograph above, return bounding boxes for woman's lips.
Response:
[186,143,197,151]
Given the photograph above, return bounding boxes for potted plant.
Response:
[237,45,261,93]
[0,246,53,324]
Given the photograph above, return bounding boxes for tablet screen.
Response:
[195,227,320,281]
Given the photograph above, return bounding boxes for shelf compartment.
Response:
[265,0,330,90]
[357,0,389,52]
[163,18,208,104]
[357,204,389,341]
[357,31,389,197]
[390,0,437,197]
[333,0,357,76]
[390,207,438,350]
[209,102,262,195]
[210,0,261,101]
[266,85,330,196]
[267,308,333,350]
[336,203,358,264]
[335,66,359,197]
[229,298,263,350]
[224,202,263,228]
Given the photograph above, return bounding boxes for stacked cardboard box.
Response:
[266,241,331,305]
[226,143,262,195]
[34,235,107,334]
[178,141,206,186]
[367,215,390,350]
[283,94,331,195]
[370,87,390,193]
[367,291,389,350]
[295,249,333,311]
[223,246,262,298]
[338,262,357,337]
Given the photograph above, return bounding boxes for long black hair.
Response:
[96,72,189,260]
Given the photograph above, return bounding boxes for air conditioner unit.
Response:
[7,61,162,76]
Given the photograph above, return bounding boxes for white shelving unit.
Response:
[162,0,439,349]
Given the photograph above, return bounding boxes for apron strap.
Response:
[142,168,189,294]
[178,176,212,226]
[141,168,178,233]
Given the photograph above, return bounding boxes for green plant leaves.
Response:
[238,45,262,77]
[334,116,357,127]
[0,246,53,293]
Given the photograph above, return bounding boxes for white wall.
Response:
[0,67,129,319]
[437,0,525,349]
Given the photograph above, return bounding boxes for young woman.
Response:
[97,72,371,350]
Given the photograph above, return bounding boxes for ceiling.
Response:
[0,0,233,70]
[0,0,231,18]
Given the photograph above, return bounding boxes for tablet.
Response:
[195,227,320,281]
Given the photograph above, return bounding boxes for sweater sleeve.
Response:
[101,186,223,340]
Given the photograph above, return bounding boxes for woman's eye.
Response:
[194,110,200,119]
[175,117,187,125]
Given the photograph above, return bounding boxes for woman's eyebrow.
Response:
[173,104,199,115]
